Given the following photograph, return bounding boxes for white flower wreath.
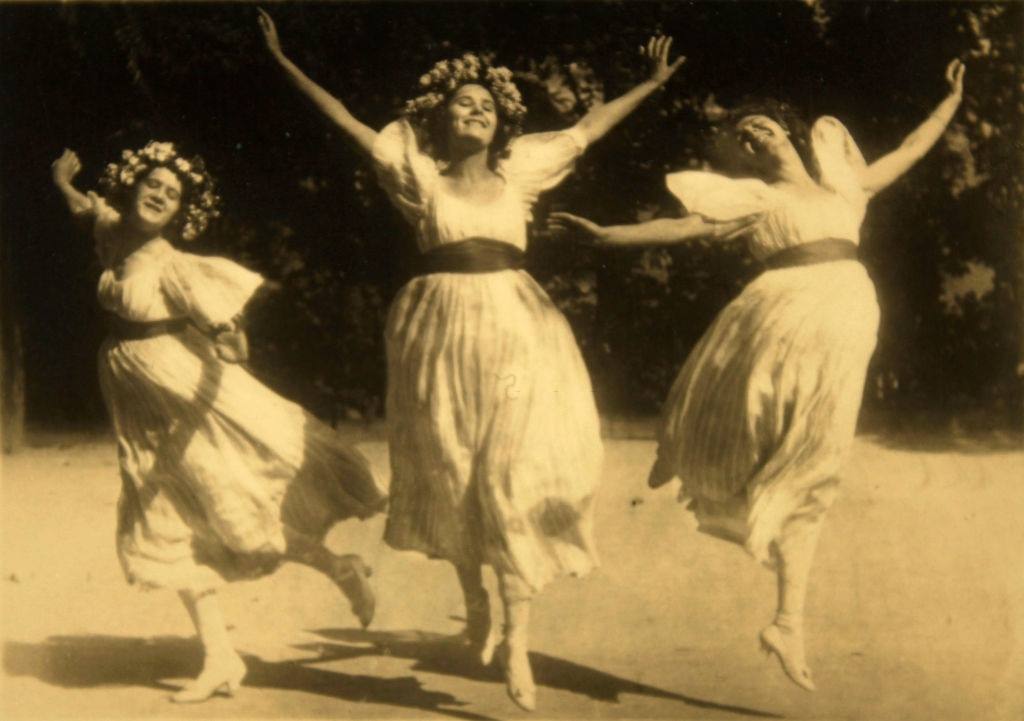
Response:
[402,52,527,139]
[100,141,221,242]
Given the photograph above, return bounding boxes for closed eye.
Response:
[455,96,494,114]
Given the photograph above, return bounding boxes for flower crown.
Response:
[99,141,221,242]
[402,53,527,139]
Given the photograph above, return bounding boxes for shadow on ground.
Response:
[301,627,781,718]
[4,632,781,720]
[4,635,490,721]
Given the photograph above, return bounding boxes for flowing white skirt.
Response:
[99,326,385,593]
[649,260,880,565]
[383,269,603,592]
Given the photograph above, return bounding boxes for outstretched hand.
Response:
[642,35,686,86]
[257,8,283,57]
[548,211,608,243]
[945,58,966,99]
[51,149,81,187]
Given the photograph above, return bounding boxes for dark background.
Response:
[1,1,1020,432]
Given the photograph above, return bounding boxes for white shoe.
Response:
[759,624,816,692]
[170,654,247,703]
[497,640,536,711]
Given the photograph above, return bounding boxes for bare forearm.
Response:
[55,181,92,216]
[863,93,961,194]
[896,94,959,162]
[910,93,960,150]
[575,79,662,145]
[270,51,377,155]
[600,216,710,246]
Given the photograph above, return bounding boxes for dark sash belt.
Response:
[108,314,190,341]
[763,238,860,270]
[414,238,526,276]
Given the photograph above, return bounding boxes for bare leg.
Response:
[497,572,536,711]
[760,514,825,692]
[283,527,375,628]
[455,564,493,663]
[171,590,247,703]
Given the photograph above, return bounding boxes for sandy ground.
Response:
[2,428,1022,721]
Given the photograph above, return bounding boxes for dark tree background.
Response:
[1,1,1020,436]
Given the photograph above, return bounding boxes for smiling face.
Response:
[734,114,806,177]
[128,166,183,235]
[445,83,499,153]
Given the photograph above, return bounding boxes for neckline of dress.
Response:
[118,237,174,267]
[768,179,846,205]
[436,174,511,208]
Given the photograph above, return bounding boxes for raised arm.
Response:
[258,9,377,156]
[572,36,685,146]
[548,211,757,247]
[860,59,965,195]
[51,149,93,217]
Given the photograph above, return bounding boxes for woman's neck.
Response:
[444,146,494,182]
[768,151,817,189]
[116,220,164,263]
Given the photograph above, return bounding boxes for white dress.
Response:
[91,196,385,593]
[648,117,881,566]
[373,120,603,592]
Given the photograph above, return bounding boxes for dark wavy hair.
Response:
[705,98,815,180]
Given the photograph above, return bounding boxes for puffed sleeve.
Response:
[665,171,774,221]
[160,251,265,331]
[501,126,588,214]
[371,119,440,225]
[810,116,869,205]
[87,191,124,269]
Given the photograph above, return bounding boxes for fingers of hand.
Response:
[946,58,965,85]
[53,150,79,172]
[550,212,580,225]
[257,9,275,34]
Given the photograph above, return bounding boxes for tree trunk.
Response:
[1,245,26,454]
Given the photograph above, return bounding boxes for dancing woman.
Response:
[551,60,966,692]
[259,11,683,710]
[51,143,386,703]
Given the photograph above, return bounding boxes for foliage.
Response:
[1,1,1020,425]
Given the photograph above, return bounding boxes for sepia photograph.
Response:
[1,1,1021,719]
